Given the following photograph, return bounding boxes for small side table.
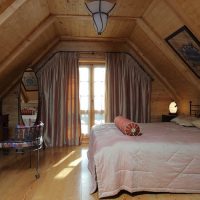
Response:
[162,114,177,122]
[0,114,9,141]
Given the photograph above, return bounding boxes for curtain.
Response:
[105,53,151,123]
[37,52,81,147]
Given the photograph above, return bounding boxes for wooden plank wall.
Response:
[56,41,173,122]
[2,40,174,138]
[2,85,19,137]
[1,0,200,116]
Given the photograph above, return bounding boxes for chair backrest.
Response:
[15,122,44,145]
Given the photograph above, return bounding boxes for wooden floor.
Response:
[0,145,200,200]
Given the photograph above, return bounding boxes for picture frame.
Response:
[165,25,200,78]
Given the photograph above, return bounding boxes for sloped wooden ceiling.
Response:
[0,0,15,14]
[128,0,200,110]
[0,0,200,109]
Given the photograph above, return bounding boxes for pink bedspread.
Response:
[87,122,200,198]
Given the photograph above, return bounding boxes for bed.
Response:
[87,103,200,198]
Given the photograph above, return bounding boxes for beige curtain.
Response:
[37,52,81,147]
[105,53,151,123]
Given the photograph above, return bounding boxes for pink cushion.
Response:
[114,116,141,136]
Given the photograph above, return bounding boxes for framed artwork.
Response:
[165,25,200,78]
[22,70,38,91]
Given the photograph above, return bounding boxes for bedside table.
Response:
[162,114,177,122]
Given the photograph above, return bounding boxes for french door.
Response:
[79,64,106,135]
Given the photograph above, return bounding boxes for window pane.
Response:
[79,68,89,81]
[94,82,105,96]
[79,82,89,96]
[94,68,105,82]
[94,113,105,125]
[80,114,89,134]
[80,96,89,110]
[94,96,104,110]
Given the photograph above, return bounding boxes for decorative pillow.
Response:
[192,119,200,128]
[114,116,141,136]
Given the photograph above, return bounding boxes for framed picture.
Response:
[165,25,200,78]
[22,71,38,91]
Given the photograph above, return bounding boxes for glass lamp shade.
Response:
[169,101,178,114]
[93,13,108,34]
[85,0,116,35]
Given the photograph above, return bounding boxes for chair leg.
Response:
[35,148,40,179]
[29,148,31,168]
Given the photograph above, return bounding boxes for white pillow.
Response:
[177,119,194,127]
[183,116,198,121]
[170,116,185,124]
[171,116,198,127]
[192,119,200,128]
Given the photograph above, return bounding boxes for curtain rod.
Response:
[35,51,153,80]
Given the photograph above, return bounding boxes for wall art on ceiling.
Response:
[165,25,200,78]
[22,71,38,91]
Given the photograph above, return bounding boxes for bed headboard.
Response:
[190,101,200,117]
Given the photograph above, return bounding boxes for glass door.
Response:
[79,67,90,135]
[93,66,105,125]
[79,64,105,136]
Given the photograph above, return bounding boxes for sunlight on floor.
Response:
[81,149,88,157]
[68,157,82,167]
[52,150,75,168]
[54,167,73,179]
[54,150,83,179]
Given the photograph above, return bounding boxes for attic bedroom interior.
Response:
[0,0,200,199]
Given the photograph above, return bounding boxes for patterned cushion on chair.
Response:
[114,116,141,136]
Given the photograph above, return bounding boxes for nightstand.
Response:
[0,114,9,141]
[162,114,177,122]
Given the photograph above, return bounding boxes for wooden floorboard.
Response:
[0,145,200,200]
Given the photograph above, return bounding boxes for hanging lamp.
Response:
[85,0,116,35]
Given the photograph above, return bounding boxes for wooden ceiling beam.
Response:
[32,37,59,68]
[0,15,56,96]
[136,18,200,92]
[54,14,138,21]
[0,37,59,98]
[60,35,127,42]
[0,0,28,24]
[126,39,180,101]
[0,0,15,15]
[0,16,56,75]
[85,0,116,3]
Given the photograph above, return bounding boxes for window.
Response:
[79,64,106,135]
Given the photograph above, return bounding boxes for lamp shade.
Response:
[85,0,116,35]
[169,101,178,114]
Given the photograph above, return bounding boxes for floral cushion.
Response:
[114,116,141,136]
